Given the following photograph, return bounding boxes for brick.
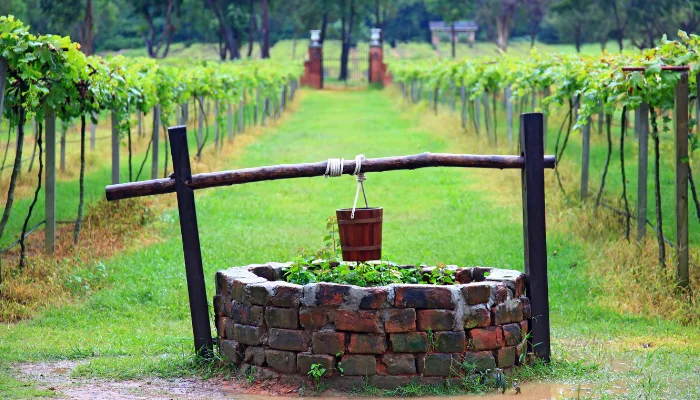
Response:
[417,309,455,331]
[312,331,346,355]
[341,355,376,376]
[299,307,330,329]
[268,328,308,351]
[329,376,365,391]
[232,277,266,303]
[462,351,496,372]
[384,309,416,333]
[468,326,503,350]
[359,287,389,309]
[470,267,492,281]
[455,268,473,284]
[265,349,297,373]
[496,346,517,368]
[223,298,233,318]
[216,317,228,338]
[231,302,264,326]
[381,354,416,375]
[315,283,351,306]
[233,324,265,346]
[220,339,242,364]
[250,264,277,281]
[213,294,223,316]
[265,307,299,329]
[464,304,491,328]
[335,310,381,333]
[493,284,508,303]
[417,353,461,376]
[246,282,274,305]
[461,283,491,305]
[224,319,235,339]
[521,296,532,318]
[515,343,524,365]
[370,375,412,389]
[502,323,523,346]
[492,299,524,325]
[394,285,454,309]
[434,331,466,353]
[520,320,529,338]
[270,283,303,308]
[389,332,428,353]
[297,353,335,374]
[244,346,265,366]
[348,334,387,354]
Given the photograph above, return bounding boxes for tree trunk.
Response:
[260,0,270,59]
[496,16,510,51]
[575,21,582,53]
[206,0,240,60]
[339,0,355,81]
[320,12,328,44]
[451,22,456,59]
[80,0,94,55]
[247,0,255,57]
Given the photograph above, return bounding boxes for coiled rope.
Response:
[324,154,369,219]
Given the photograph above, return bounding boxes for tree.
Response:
[476,0,520,52]
[127,0,179,58]
[524,0,547,48]
[260,0,270,58]
[205,0,243,60]
[598,0,629,51]
[549,0,600,52]
[426,0,475,58]
[338,0,357,80]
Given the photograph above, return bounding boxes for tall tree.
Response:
[426,0,474,58]
[247,0,256,57]
[338,0,357,80]
[550,0,600,52]
[525,0,547,48]
[128,0,178,58]
[477,0,520,52]
[205,0,241,59]
[599,0,629,51]
[260,0,270,58]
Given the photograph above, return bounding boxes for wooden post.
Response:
[90,112,97,151]
[636,103,649,242]
[460,85,467,130]
[238,99,244,134]
[598,101,604,135]
[198,97,204,148]
[581,117,591,200]
[543,87,550,149]
[228,102,234,141]
[506,85,513,146]
[475,97,481,134]
[482,92,492,143]
[255,88,260,125]
[152,106,160,180]
[111,112,119,184]
[0,58,7,125]
[520,112,550,363]
[168,125,214,358]
[45,110,56,254]
[138,112,143,137]
[675,72,689,288]
[214,100,220,149]
[450,80,455,113]
[60,120,67,172]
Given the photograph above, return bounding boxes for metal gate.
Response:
[322,40,368,89]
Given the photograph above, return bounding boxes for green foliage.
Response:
[307,363,326,386]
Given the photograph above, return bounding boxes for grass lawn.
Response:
[0,89,698,399]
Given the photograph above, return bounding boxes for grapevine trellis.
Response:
[390,32,700,290]
[0,16,302,265]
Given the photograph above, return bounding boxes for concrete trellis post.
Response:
[214,100,220,149]
[506,85,513,146]
[238,99,244,134]
[228,102,234,142]
[90,112,97,151]
[198,97,204,148]
[636,103,649,242]
[111,112,119,184]
[581,117,591,200]
[45,110,56,254]
[152,106,160,180]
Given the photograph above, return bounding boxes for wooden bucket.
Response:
[336,207,383,262]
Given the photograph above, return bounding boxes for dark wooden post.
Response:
[675,72,689,288]
[168,125,214,357]
[636,103,649,242]
[520,112,551,362]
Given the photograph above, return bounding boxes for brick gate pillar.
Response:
[369,29,391,87]
[301,30,323,89]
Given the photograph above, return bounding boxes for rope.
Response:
[324,158,344,178]
[324,155,370,219]
[351,154,369,219]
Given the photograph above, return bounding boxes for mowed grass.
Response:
[0,90,698,398]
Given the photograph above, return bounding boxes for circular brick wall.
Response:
[213,263,530,390]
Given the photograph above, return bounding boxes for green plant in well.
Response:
[244,366,257,385]
[428,263,456,284]
[307,363,326,387]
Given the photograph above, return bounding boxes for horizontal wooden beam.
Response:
[622,65,690,72]
[106,152,556,201]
